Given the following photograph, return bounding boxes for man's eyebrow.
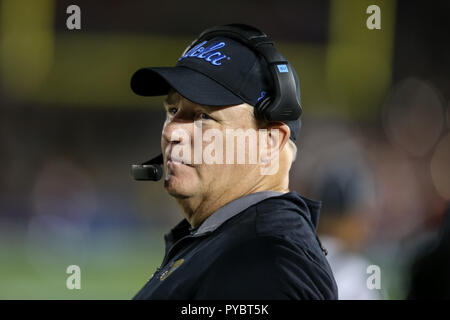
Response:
[163,99,176,110]
[163,98,224,117]
[164,91,180,106]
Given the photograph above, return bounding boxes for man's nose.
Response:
[162,120,193,145]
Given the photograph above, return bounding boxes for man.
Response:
[130,24,338,299]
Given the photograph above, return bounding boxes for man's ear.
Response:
[258,122,290,175]
[267,122,290,152]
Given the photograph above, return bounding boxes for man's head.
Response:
[131,24,302,223]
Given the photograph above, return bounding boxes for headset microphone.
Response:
[131,153,163,181]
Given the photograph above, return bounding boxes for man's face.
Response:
[161,89,261,200]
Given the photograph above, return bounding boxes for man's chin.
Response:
[164,180,194,199]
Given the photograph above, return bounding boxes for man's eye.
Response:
[168,107,178,115]
[199,113,212,120]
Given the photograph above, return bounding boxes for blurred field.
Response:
[0,226,164,299]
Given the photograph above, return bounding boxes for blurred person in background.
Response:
[311,137,383,299]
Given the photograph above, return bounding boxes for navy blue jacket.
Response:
[133,191,338,299]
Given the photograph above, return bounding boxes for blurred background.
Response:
[0,0,449,299]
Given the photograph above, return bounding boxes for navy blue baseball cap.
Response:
[131,35,302,142]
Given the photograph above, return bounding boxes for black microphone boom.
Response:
[131,153,164,181]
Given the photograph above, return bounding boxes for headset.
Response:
[132,23,302,181]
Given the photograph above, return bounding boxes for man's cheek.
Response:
[194,164,213,183]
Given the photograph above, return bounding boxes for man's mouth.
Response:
[166,155,193,167]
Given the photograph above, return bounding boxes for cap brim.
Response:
[130,66,244,106]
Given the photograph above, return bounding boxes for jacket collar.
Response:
[194,191,284,235]
[164,191,283,248]
[164,191,322,249]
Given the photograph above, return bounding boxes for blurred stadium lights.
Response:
[326,0,396,118]
[0,0,396,121]
[382,77,446,157]
[0,0,55,98]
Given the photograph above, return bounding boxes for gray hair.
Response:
[287,139,297,164]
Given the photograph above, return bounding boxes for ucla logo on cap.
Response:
[179,41,231,66]
[257,91,267,102]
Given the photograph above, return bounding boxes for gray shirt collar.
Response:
[192,191,284,235]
